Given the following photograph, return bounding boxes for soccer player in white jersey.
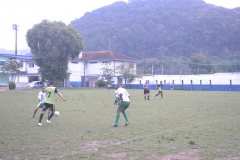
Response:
[112,84,130,127]
[31,86,50,118]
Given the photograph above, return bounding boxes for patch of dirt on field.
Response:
[152,149,202,160]
[215,157,240,160]
[101,152,127,159]
[84,140,118,150]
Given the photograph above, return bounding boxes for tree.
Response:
[188,53,212,74]
[1,59,21,82]
[100,62,114,82]
[116,62,137,84]
[26,20,84,81]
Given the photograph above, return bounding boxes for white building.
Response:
[0,51,137,87]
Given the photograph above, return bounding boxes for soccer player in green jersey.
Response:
[155,81,163,98]
[112,84,130,127]
[38,81,66,126]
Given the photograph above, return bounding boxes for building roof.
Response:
[81,51,136,62]
[0,53,33,60]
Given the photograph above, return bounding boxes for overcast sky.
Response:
[0,0,240,51]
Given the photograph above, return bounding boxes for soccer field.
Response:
[0,88,239,159]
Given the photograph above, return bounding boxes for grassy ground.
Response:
[0,88,239,160]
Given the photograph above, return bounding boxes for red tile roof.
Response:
[81,51,136,62]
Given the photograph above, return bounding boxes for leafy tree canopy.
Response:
[100,62,114,82]
[116,62,137,84]
[1,59,21,82]
[71,0,240,62]
[26,20,84,81]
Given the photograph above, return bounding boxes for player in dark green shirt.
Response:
[38,81,66,126]
[155,81,163,99]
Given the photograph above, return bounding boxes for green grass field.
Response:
[0,88,239,160]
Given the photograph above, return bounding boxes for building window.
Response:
[90,62,97,64]
[102,61,110,64]
[29,63,34,68]
[71,62,78,64]
[0,61,5,65]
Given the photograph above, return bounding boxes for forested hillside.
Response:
[71,0,240,74]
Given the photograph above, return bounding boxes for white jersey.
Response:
[116,87,130,102]
[115,90,118,97]
[38,91,46,103]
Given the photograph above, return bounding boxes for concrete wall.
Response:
[133,73,240,85]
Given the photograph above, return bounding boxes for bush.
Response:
[8,82,16,90]
[97,80,106,87]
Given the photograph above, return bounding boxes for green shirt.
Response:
[44,87,58,104]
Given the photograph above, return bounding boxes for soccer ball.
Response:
[54,111,60,117]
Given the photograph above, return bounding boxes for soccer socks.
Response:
[39,113,44,123]
[48,111,51,117]
[114,113,120,125]
[148,96,150,100]
[122,112,129,123]
[48,112,54,120]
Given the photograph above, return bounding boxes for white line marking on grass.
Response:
[47,115,239,160]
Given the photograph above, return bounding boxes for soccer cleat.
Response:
[46,120,51,124]
[38,123,42,126]
[125,122,129,126]
[111,124,118,127]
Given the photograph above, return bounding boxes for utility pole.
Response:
[12,24,18,55]
[108,33,111,51]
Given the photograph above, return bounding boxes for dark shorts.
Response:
[158,90,163,94]
[144,89,150,94]
[118,101,130,111]
[42,103,54,111]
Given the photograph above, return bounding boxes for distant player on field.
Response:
[38,81,66,126]
[155,81,163,98]
[31,86,51,118]
[143,80,150,100]
[107,82,111,92]
[112,84,130,127]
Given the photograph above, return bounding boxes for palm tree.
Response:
[1,59,21,82]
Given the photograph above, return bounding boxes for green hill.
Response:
[71,0,240,60]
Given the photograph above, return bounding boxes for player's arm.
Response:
[57,92,66,101]
[38,92,41,102]
[117,93,123,104]
[55,88,66,101]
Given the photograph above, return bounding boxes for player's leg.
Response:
[32,107,39,118]
[155,91,160,97]
[38,104,48,125]
[161,91,163,98]
[47,105,54,122]
[122,101,130,125]
[144,90,146,100]
[112,110,121,127]
[32,102,42,117]
[147,90,150,100]
[47,108,51,117]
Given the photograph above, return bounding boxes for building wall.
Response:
[25,61,39,74]
[135,73,240,85]
[68,61,84,87]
